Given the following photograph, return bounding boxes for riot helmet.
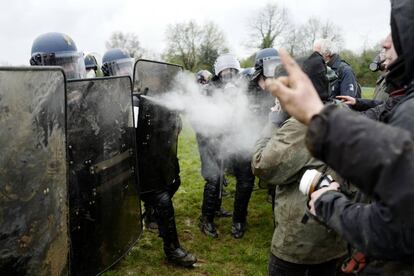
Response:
[196,70,212,84]
[102,48,134,77]
[84,52,103,78]
[251,48,280,82]
[30,32,86,80]
[213,54,240,83]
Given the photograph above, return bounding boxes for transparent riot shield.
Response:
[133,60,183,194]
[66,76,141,276]
[0,67,69,275]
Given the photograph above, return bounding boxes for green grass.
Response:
[362,87,375,100]
[104,119,274,276]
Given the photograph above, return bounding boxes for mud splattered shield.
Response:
[133,60,183,194]
[0,67,69,275]
[66,76,141,275]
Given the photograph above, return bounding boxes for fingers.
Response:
[336,96,353,101]
[265,78,292,102]
[330,182,340,190]
[310,203,316,216]
[336,96,348,100]
[336,95,355,105]
[277,76,289,86]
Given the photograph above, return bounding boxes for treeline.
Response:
[106,3,381,87]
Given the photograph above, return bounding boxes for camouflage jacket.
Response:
[252,118,347,264]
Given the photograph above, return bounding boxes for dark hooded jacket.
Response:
[328,54,359,98]
[303,0,414,273]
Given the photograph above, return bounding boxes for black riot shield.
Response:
[0,67,69,275]
[133,60,183,194]
[66,76,141,276]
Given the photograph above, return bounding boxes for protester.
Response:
[252,52,347,276]
[314,38,360,98]
[264,1,414,273]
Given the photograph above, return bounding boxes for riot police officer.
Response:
[84,52,103,78]
[102,48,158,230]
[102,49,197,267]
[101,48,134,78]
[240,67,255,82]
[250,48,285,208]
[196,69,213,85]
[198,54,255,239]
[195,69,232,218]
[30,32,86,80]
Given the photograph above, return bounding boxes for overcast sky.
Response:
[0,0,391,65]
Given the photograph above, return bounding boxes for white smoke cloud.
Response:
[142,72,271,159]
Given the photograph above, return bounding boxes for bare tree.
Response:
[105,31,145,59]
[164,21,228,72]
[283,18,344,57]
[283,26,307,57]
[248,3,291,49]
[198,22,228,72]
[165,21,201,71]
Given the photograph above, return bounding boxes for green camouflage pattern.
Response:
[252,118,347,264]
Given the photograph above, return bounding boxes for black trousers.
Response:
[141,190,181,253]
[197,134,254,223]
[268,254,337,276]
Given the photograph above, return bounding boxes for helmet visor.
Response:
[262,57,281,78]
[219,68,238,83]
[109,58,134,77]
[31,51,86,80]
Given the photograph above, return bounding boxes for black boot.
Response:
[153,191,197,267]
[164,243,197,267]
[232,159,254,239]
[199,216,218,238]
[231,222,246,239]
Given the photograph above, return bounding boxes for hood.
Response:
[390,0,414,85]
[303,52,330,101]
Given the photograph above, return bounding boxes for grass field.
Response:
[362,87,375,99]
[104,120,274,276]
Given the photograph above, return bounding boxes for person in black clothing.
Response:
[314,38,359,98]
[195,69,233,218]
[120,55,196,267]
[135,94,196,267]
[264,1,414,273]
[198,53,255,239]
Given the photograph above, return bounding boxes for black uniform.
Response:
[197,77,273,238]
[134,95,196,267]
[197,132,255,225]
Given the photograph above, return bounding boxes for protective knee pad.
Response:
[151,191,179,242]
[154,192,174,213]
